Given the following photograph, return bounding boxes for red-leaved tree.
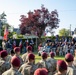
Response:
[19,5,59,37]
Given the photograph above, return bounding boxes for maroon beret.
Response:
[14,47,20,53]
[34,68,48,75]
[27,46,32,51]
[41,52,47,59]
[0,50,8,58]
[57,60,67,70]
[50,52,55,58]
[65,53,74,61]
[28,53,35,60]
[11,56,20,67]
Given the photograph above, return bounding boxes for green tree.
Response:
[59,28,70,36]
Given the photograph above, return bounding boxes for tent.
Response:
[23,35,38,47]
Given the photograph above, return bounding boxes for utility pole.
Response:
[70,24,71,36]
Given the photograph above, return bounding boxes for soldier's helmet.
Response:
[11,56,20,67]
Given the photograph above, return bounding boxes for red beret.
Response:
[50,52,55,58]
[0,50,8,58]
[57,60,67,70]
[34,68,48,75]
[27,46,32,51]
[11,56,20,67]
[14,47,20,53]
[65,53,74,61]
[28,53,35,60]
[41,52,47,59]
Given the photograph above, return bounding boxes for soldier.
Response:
[47,52,57,75]
[65,53,76,75]
[6,49,15,62]
[73,49,76,67]
[19,53,37,75]
[14,47,23,66]
[0,50,11,74]
[54,60,67,75]
[34,68,48,75]
[2,56,22,75]
[37,52,52,75]
[22,46,32,63]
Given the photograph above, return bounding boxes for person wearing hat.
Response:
[22,46,32,63]
[14,47,23,66]
[37,52,52,75]
[34,68,48,75]
[6,49,15,63]
[19,53,37,75]
[47,52,57,75]
[0,50,11,74]
[54,60,67,75]
[2,56,22,75]
[65,53,76,75]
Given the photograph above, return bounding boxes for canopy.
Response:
[23,35,38,39]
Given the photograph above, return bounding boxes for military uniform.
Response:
[15,55,23,66]
[0,58,11,74]
[54,73,67,75]
[2,67,22,75]
[22,52,28,62]
[38,59,52,75]
[47,57,57,74]
[67,66,76,75]
[19,62,37,75]
[73,56,76,67]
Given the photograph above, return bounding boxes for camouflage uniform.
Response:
[2,67,22,75]
[6,55,12,62]
[22,52,28,63]
[54,73,67,75]
[67,65,76,75]
[37,59,52,75]
[19,62,37,75]
[15,55,23,66]
[47,57,57,75]
[0,58,11,74]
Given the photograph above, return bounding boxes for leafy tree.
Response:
[59,28,70,36]
[19,5,59,37]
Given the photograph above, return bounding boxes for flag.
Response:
[3,27,9,41]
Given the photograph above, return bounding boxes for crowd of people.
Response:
[0,37,76,75]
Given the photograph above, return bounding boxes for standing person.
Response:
[30,39,34,52]
[47,52,57,75]
[14,47,23,66]
[6,40,12,54]
[37,52,52,75]
[2,40,6,50]
[65,53,76,75]
[0,50,11,74]
[13,39,16,49]
[54,60,67,75]
[2,56,22,75]
[22,46,32,63]
[34,68,48,75]
[19,53,37,75]
[19,39,23,53]
[23,40,27,53]
[6,49,15,63]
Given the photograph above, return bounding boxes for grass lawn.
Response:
[34,51,65,63]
